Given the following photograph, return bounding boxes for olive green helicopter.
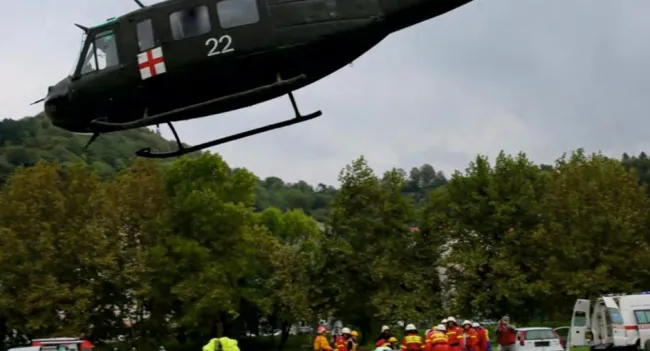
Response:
[33,0,474,158]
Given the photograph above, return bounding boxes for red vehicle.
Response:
[31,338,93,351]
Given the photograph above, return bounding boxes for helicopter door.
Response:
[73,26,129,117]
[133,17,165,110]
[135,18,162,81]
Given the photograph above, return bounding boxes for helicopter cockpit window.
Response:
[170,6,211,40]
[80,30,119,75]
[217,0,260,29]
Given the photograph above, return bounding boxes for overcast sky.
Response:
[1,0,649,185]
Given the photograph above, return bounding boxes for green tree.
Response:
[150,153,277,347]
[423,152,550,321]
[326,156,440,341]
[96,159,171,343]
[535,150,650,317]
[261,208,329,347]
[0,162,117,341]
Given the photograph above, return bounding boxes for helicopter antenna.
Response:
[134,0,145,8]
[74,23,89,33]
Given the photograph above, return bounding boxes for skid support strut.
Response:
[137,91,320,158]
[137,73,320,158]
[87,73,322,158]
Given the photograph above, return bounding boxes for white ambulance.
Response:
[571,293,650,350]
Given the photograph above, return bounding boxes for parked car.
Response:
[553,326,570,350]
[515,327,564,351]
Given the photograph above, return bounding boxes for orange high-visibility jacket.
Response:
[461,329,478,351]
[314,335,333,351]
[401,334,425,351]
[425,330,436,351]
[429,331,449,351]
[476,329,488,351]
[335,336,349,351]
[447,326,462,347]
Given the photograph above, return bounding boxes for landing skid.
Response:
[86,73,322,158]
[137,92,320,159]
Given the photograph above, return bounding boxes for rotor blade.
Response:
[30,98,45,106]
[134,0,145,7]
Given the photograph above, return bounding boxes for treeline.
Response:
[0,115,342,221]
[0,155,328,351]
[2,146,650,351]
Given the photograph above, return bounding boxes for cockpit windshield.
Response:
[78,29,119,75]
[70,33,87,76]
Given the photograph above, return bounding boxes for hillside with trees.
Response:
[0,114,180,181]
[3,115,650,351]
[0,115,452,221]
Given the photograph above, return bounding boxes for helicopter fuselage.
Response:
[44,0,473,134]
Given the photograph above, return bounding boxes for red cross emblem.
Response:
[137,47,166,80]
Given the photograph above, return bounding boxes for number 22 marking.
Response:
[206,35,234,56]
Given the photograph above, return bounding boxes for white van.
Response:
[515,327,564,351]
[571,293,650,350]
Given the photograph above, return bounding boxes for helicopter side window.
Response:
[79,30,119,75]
[137,19,155,51]
[170,6,211,40]
[217,0,260,29]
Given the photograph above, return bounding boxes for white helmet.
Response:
[405,324,417,331]
[447,317,456,323]
[341,327,351,334]
[435,324,446,331]
[472,322,480,328]
[462,320,472,326]
[442,319,448,324]
[381,325,390,332]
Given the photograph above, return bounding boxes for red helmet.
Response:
[317,326,327,333]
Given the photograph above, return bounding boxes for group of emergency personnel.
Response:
[313,326,361,351]
[313,317,490,351]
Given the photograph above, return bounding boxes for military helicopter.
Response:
[35,0,473,158]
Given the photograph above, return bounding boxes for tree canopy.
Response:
[2,115,650,351]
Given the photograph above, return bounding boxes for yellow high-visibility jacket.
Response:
[314,335,333,351]
[203,337,240,351]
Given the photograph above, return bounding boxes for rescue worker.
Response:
[336,327,353,351]
[376,325,392,347]
[314,325,333,351]
[428,324,449,351]
[425,325,438,351]
[461,320,478,351]
[332,327,342,346]
[472,322,488,351]
[387,337,399,350]
[401,324,425,351]
[445,317,462,351]
[496,316,516,351]
[202,337,240,351]
[376,337,397,351]
[350,331,360,351]
[375,344,393,351]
